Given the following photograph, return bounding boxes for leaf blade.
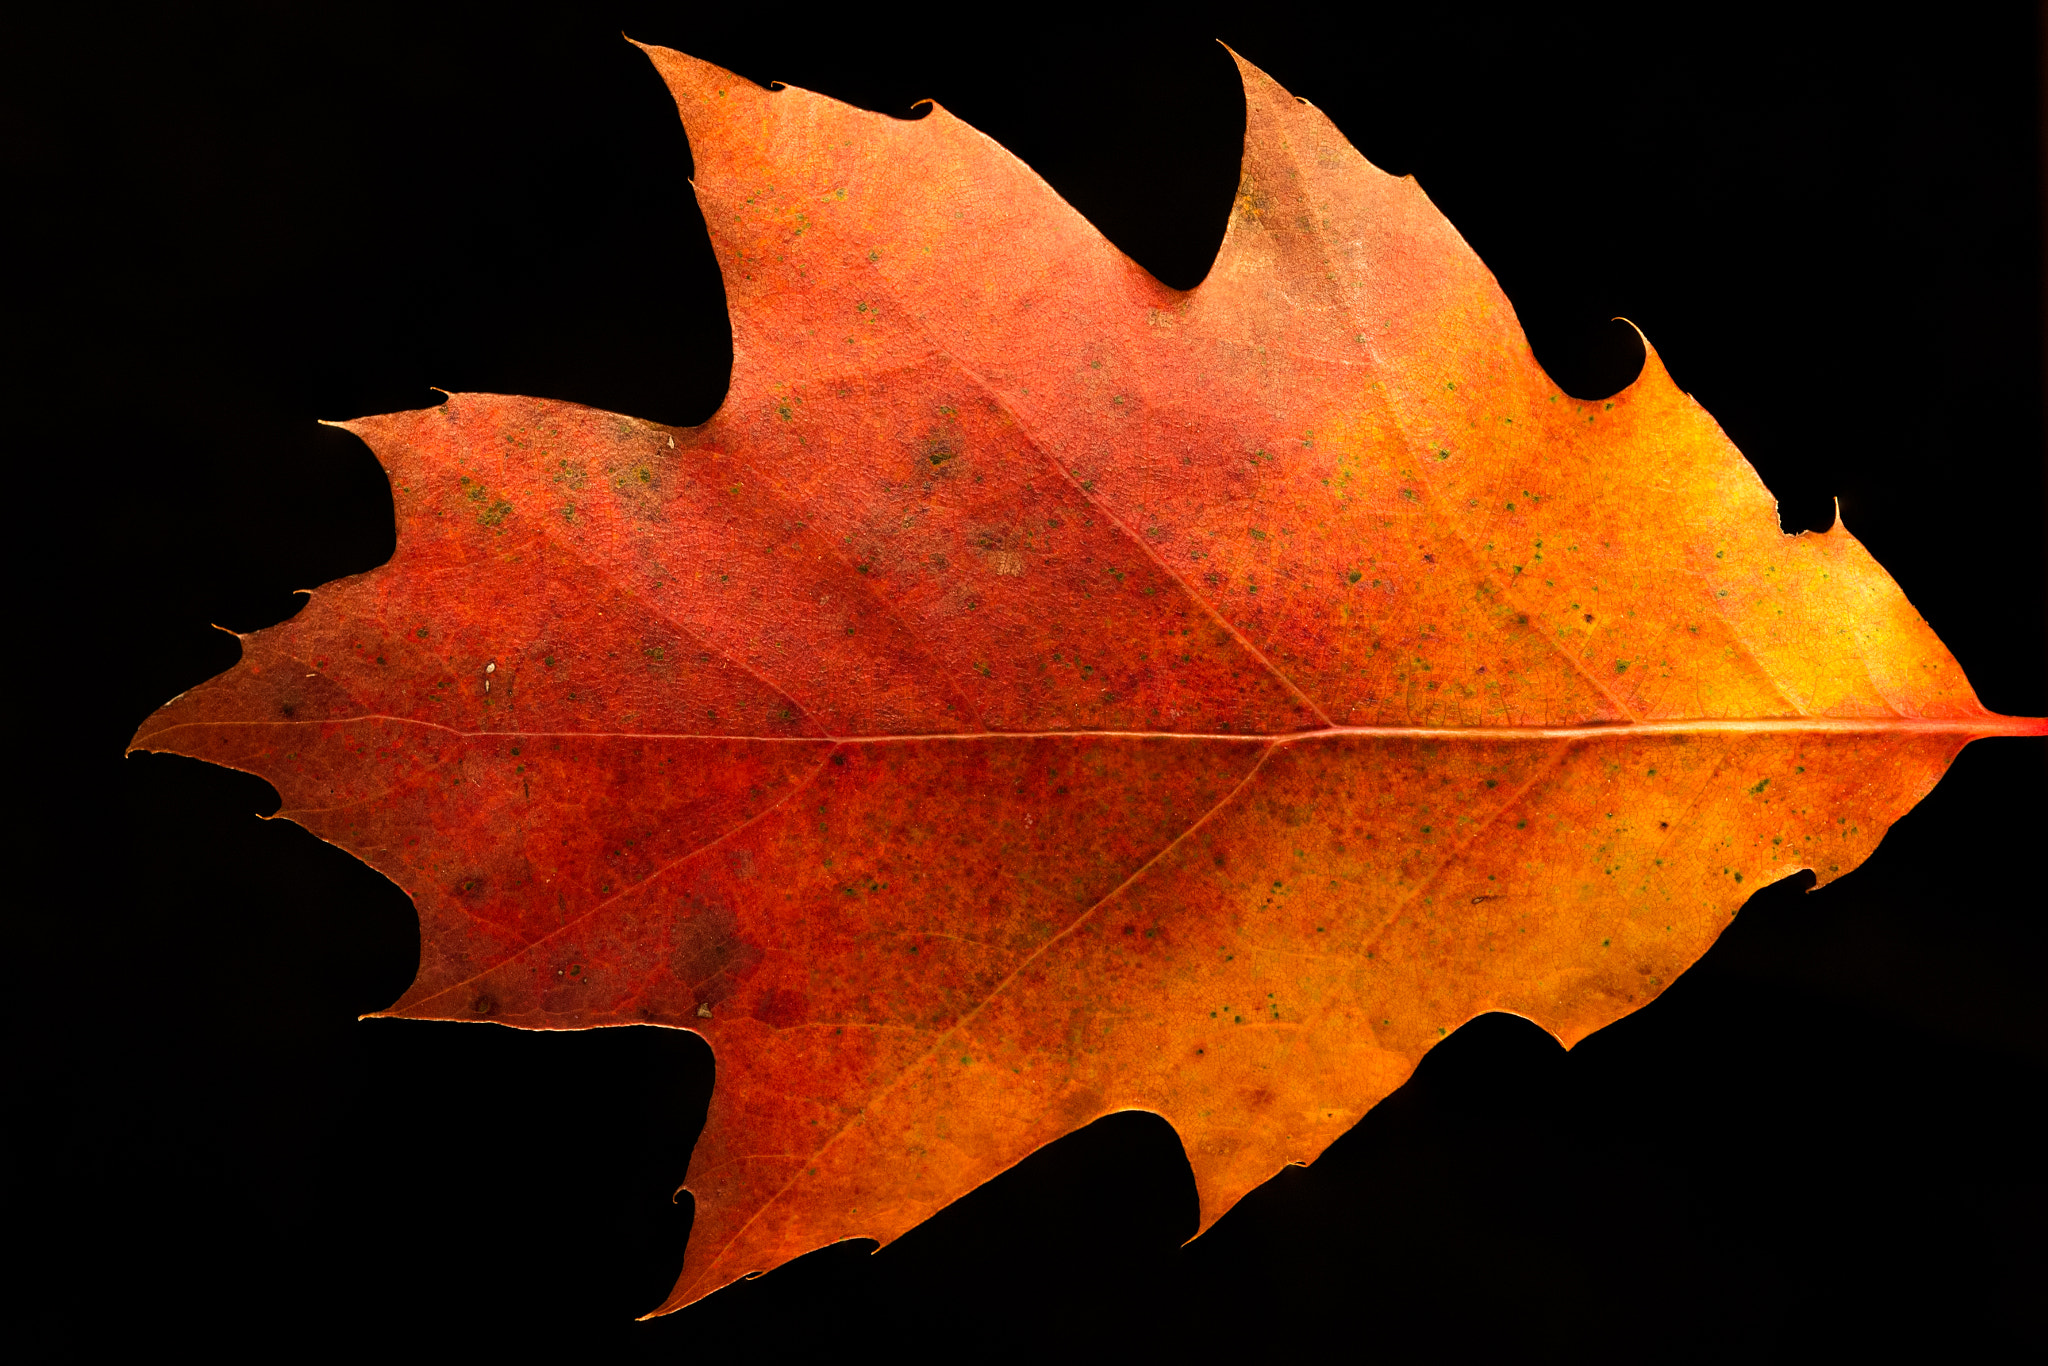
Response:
[125,41,2047,1319]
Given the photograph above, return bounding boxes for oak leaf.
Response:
[128,42,2046,1315]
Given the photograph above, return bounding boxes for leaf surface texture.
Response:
[130,44,2045,1313]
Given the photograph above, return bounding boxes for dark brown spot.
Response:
[752,984,809,1030]
[671,897,764,1003]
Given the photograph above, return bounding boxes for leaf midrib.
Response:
[142,713,2043,746]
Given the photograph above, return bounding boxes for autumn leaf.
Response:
[127,41,2045,1317]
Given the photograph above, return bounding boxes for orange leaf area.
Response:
[129,44,2045,1314]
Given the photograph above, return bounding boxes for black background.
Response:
[11,4,2046,1359]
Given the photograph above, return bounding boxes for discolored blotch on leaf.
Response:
[670,899,764,1004]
